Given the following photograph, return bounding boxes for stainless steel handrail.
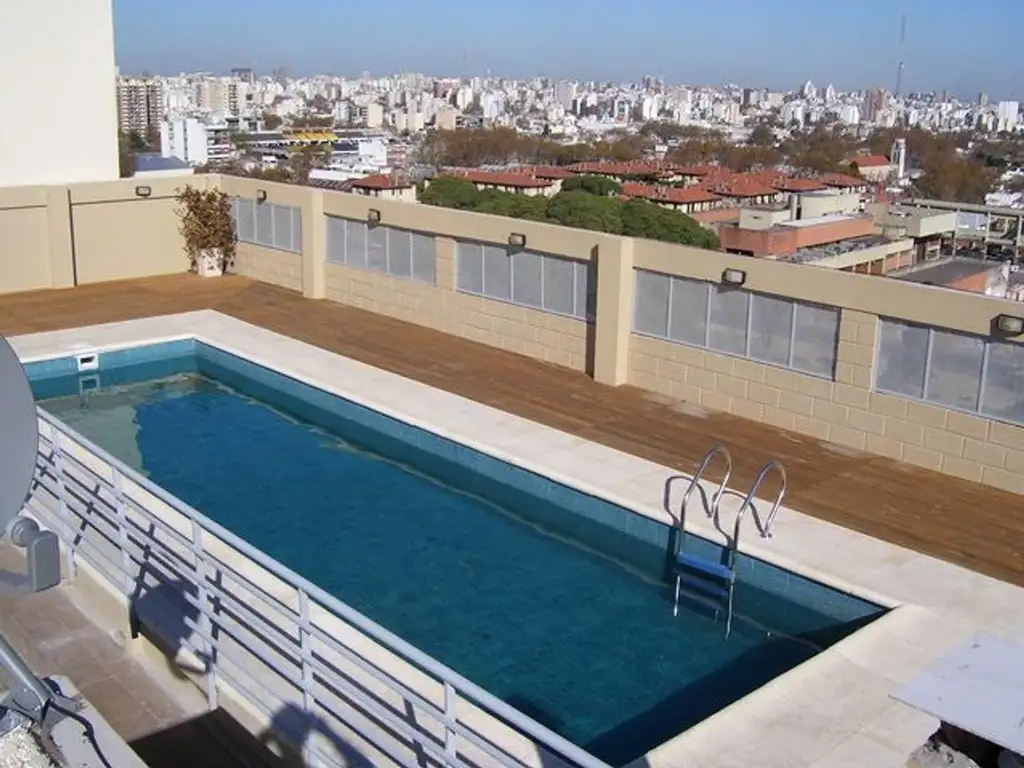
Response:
[675,445,732,545]
[31,408,613,768]
[728,460,787,573]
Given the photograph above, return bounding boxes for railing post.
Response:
[51,432,75,581]
[297,588,314,764]
[111,468,132,595]
[190,522,218,710]
[443,682,457,765]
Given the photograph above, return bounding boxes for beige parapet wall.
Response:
[3,174,1023,493]
[0,176,218,293]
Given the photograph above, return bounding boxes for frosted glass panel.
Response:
[411,232,436,285]
[388,229,412,278]
[791,303,839,377]
[707,286,748,355]
[345,221,368,269]
[667,277,709,346]
[543,255,575,316]
[876,320,928,398]
[483,245,511,300]
[367,226,388,272]
[634,270,670,337]
[749,293,793,367]
[981,341,1024,425]
[457,243,483,293]
[926,330,984,411]
[512,251,543,308]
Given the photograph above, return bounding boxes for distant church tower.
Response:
[890,137,907,180]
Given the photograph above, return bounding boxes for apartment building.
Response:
[117,76,163,134]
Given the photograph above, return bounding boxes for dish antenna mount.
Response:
[0,335,77,737]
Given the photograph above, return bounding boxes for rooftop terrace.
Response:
[1,172,1024,766]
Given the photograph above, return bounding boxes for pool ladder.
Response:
[672,447,787,638]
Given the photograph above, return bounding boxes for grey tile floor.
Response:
[0,544,284,767]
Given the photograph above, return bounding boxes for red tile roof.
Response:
[772,178,829,193]
[350,174,413,190]
[621,182,722,205]
[510,165,578,180]
[445,169,553,188]
[702,178,780,198]
[819,173,868,189]
[847,154,891,168]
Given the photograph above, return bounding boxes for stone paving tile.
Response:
[0,543,271,766]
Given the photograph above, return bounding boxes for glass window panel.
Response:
[981,340,1024,425]
[926,329,984,411]
[875,319,928,398]
[325,216,345,263]
[345,220,368,269]
[272,205,292,251]
[411,232,436,284]
[388,228,413,278]
[237,199,255,244]
[291,208,303,253]
[543,255,575,315]
[790,303,839,377]
[482,245,511,300]
[667,277,709,346]
[254,203,274,246]
[574,261,595,320]
[457,242,483,293]
[748,293,793,367]
[707,285,749,355]
[633,270,670,337]
[367,225,388,272]
[512,251,543,308]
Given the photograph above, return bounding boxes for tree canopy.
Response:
[560,175,622,196]
[421,177,720,250]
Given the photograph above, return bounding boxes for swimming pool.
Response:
[28,340,885,765]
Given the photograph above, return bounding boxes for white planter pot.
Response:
[195,249,223,278]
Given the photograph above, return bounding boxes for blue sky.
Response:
[114,0,1018,97]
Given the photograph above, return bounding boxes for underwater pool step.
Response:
[676,552,734,583]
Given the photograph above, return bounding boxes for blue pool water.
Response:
[30,341,884,765]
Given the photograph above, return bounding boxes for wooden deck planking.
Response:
[2,274,1023,587]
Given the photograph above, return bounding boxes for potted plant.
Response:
[175,185,237,277]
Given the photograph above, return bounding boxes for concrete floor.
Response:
[0,543,283,768]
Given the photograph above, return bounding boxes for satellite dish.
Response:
[0,336,38,530]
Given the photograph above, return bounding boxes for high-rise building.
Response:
[231,67,255,86]
[862,88,889,123]
[117,77,162,134]
[0,0,119,185]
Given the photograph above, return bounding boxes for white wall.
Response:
[0,0,119,187]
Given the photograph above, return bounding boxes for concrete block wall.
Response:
[323,237,590,372]
[234,244,303,292]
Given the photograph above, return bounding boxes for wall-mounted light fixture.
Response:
[722,268,747,287]
[995,313,1024,335]
[367,208,382,224]
[508,232,527,248]
[255,189,268,203]
[134,185,152,198]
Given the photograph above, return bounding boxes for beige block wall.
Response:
[627,240,1024,494]
[323,238,590,371]
[234,244,303,291]
[0,186,51,293]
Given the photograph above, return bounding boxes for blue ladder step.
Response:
[676,570,730,601]
[677,552,735,582]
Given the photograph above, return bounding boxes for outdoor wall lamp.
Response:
[134,185,151,198]
[995,313,1024,335]
[722,268,747,287]
[367,208,382,224]
[508,232,527,248]
[255,189,268,203]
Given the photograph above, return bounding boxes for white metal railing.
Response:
[27,409,612,768]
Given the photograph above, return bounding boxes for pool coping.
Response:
[11,310,1024,768]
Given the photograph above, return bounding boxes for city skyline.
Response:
[113,0,1021,98]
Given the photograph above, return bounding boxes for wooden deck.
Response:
[3,274,1023,587]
